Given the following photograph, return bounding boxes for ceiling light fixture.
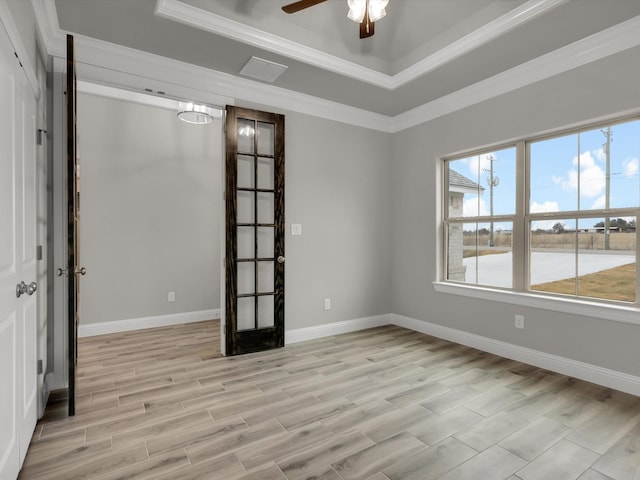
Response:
[177,102,215,124]
[347,0,388,23]
[238,124,255,137]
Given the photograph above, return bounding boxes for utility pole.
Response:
[601,127,612,250]
[483,155,499,247]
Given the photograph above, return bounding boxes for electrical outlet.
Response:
[324,298,331,310]
[515,314,524,329]
[168,291,176,303]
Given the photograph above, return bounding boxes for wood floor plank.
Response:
[592,434,640,480]
[383,437,477,480]
[236,422,334,471]
[331,432,427,480]
[515,439,600,480]
[277,431,375,479]
[185,418,287,465]
[21,320,640,480]
[453,410,526,452]
[437,445,526,480]
[499,417,572,461]
[146,414,248,457]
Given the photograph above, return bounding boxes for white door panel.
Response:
[0,22,20,480]
[0,20,38,479]
[0,314,19,478]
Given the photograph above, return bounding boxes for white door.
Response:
[0,23,39,480]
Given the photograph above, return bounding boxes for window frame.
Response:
[439,114,640,321]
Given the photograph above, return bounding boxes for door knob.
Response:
[26,282,37,295]
[277,256,285,264]
[16,281,37,298]
[56,268,67,276]
[74,266,87,276]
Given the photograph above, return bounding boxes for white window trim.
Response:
[439,115,640,323]
[433,281,640,326]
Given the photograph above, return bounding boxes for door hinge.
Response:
[37,359,43,375]
[37,129,47,145]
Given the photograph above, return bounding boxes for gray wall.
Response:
[282,110,392,329]
[3,0,38,72]
[78,93,221,325]
[390,46,640,377]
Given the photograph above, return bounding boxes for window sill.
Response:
[432,282,640,326]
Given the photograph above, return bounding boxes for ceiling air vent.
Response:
[239,56,288,83]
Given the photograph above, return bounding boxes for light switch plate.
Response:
[291,224,302,236]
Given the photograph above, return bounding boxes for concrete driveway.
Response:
[463,251,635,288]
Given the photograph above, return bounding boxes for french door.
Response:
[66,34,80,416]
[0,22,38,478]
[225,106,285,355]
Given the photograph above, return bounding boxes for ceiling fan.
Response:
[282,0,389,39]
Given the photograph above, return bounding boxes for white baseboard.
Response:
[285,314,391,345]
[78,309,220,337]
[391,313,640,397]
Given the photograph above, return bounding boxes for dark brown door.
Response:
[66,34,79,416]
[225,106,285,355]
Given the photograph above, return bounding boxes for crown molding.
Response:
[392,0,567,87]
[391,13,640,133]
[155,0,565,91]
[77,80,223,118]
[39,24,391,132]
[0,1,41,98]
[30,0,640,134]
[32,0,61,57]
[154,0,393,89]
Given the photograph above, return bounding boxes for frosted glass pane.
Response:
[237,297,255,331]
[237,190,254,223]
[257,122,274,156]
[237,119,254,154]
[258,295,274,328]
[257,157,274,190]
[237,227,254,258]
[237,262,254,295]
[258,261,274,293]
[257,192,274,224]
[237,155,254,188]
[257,227,274,258]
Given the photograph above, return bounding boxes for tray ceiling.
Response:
[53,0,640,116]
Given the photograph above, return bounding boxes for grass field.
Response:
[531,263,636,302]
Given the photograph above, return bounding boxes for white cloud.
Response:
[530,201,559,214]
[530,201,560,230]
[561,150,605,198]
[591,194,606,210]
[623,157,639,177]
[463,196,489,217]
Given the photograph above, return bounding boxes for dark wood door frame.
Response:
[66,33,78,416]
[225,106,285,355]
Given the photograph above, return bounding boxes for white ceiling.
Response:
[52,0,640,116]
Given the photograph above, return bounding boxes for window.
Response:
[444,116,639,305]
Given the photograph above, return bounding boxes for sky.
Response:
[451,118,640,231]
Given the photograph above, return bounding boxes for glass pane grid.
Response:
[444,117,639,305]
[234,117,279,332]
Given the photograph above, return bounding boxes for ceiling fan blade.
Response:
[359,6,375,39]
[359,20,375,38]
[282,0,327,14]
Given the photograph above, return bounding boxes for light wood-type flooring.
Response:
[19,320,640,480]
